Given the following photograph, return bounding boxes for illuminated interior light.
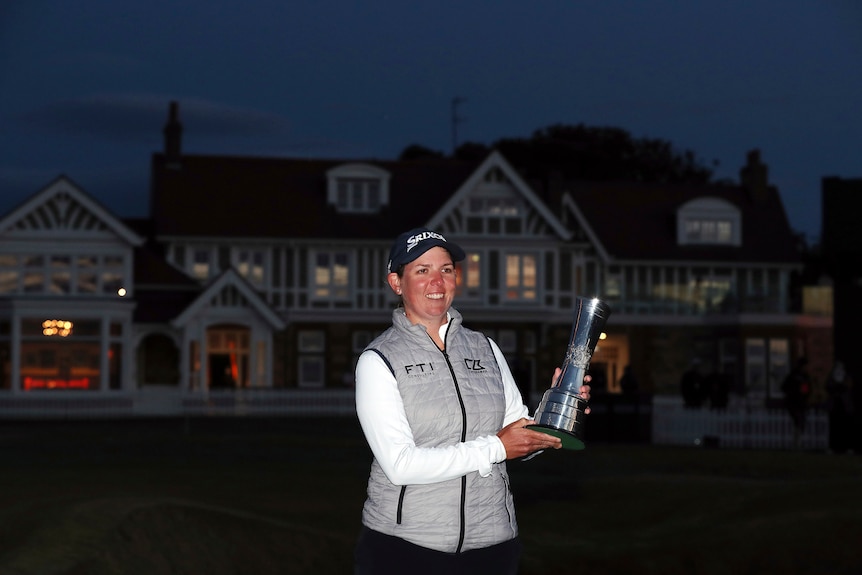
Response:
[42,319,73,337]
[118,287,127,296]
[599,332,607,340]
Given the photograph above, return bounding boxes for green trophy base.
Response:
[526,424,586,451]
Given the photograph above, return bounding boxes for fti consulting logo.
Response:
[404,363,436,377]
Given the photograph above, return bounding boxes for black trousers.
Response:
[354,526,522,575]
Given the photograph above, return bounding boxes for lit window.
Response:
[605,269,622,299]
[50,255,71,294]
[467,196,523,216]
[456,252,482,299]
[505,253,537,301]
[802,285,833,316]
[236,249,266,285]
[677,197,741,246]
[462,173,525,235]
[102,255,124,294]
[192,249,211,281]
[684,219,733,243]
[688,274,733,313]
[23,255,44,293]
[313,252,350,299]
[78,255,98,294]
[0,254,18,294]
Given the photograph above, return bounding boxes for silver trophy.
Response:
[528,296,611,450]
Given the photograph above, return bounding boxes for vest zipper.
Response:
[441,340,468,554]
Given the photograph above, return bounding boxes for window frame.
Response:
[326,163,391,214]
[233,247,267,286]
[502,251,539,303]
[677,197,742,246]
[310,250,351,301]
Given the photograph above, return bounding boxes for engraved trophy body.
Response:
[528,296,611,450]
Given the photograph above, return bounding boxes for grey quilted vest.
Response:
[360,307,518,553]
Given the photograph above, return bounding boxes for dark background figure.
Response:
[824,360,855,454]
[782,357,813,448]
[854,370,862,455]
[619,365,639,396]
[707,370,731,410]
[680,359,705,408]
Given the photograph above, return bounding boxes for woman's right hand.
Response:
[497,417,562,459]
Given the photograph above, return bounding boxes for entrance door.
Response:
[209,354,235,388]
[592,334,628,394]
[206,326,250,389]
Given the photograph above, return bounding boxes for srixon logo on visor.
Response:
[406,231,447,252]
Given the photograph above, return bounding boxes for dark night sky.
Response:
[2,0,860,242]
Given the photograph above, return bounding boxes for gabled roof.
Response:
[150,153,480,241]
[0,175,144,245]
[428,150,572,240]
[562,180,801,264]
[170,268,285,330]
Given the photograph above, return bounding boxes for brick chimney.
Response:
[739,149,768,203]
[163,101,183,165]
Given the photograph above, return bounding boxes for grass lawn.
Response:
[1,417,860,575]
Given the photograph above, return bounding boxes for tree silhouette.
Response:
[402,123,717,185]
[398,144,444,161]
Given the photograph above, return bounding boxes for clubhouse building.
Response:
[0,103,831,418]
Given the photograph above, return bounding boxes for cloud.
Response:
[18,94,294,142]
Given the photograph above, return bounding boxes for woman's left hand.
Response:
[551,368,592,414]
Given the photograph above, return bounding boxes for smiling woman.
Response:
[352,227,591,574]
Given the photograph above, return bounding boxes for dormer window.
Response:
[677,197,741,246]
[463,168,526,234]
[684,219,732,243]
[337,178,381,212]
[327,163,390,214]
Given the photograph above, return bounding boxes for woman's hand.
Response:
[497,418,562,459]
[551,368,592,414]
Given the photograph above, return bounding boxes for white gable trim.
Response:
[171,268,286,330]
[427,151,572,240]
[561,193,612,263]
[0,175,144,246]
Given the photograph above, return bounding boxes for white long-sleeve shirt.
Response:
[355,322,531,486]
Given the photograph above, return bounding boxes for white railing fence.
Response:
[650,395,827,450]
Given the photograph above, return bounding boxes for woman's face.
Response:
[388,246,457,327]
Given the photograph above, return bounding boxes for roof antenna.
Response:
[451,97,466,155]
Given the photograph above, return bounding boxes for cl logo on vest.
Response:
[464,359,486,371]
